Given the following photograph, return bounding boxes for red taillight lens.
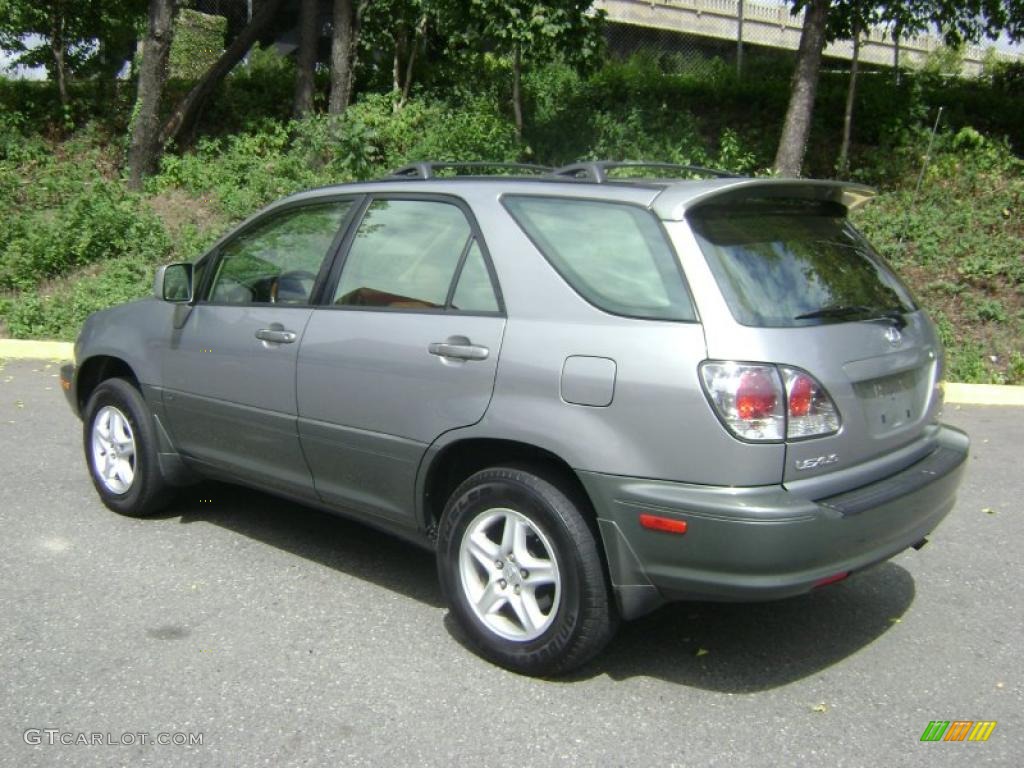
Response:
[780,367,840,439]
[701,362,840,442]
[700,362,785,441]
[736,369,779,420]
[787,373,814,417]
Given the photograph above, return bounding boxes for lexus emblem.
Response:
[884,326,902,347]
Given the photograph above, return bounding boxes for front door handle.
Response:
[428,337,489,361]
[255,327,297,344]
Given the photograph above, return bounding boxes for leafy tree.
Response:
[774,0,831,177]
[0,0,146,109]
[160,0,286,147]
[328,0,367,115]
[775,0,1024,176]
[127,0,179,190]
[441,0,603,142]
[294,0,319,116]
[359,0,430,111]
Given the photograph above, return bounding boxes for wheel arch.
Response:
[76,355,141,412]
[419,436,596,536]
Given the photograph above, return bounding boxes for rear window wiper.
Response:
[794,305,874,322]
[795,305,908,328]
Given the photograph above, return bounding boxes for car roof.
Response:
[266,175,876,222]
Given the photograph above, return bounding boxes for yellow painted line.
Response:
[945,382,1024,406]
[0,340,74,360]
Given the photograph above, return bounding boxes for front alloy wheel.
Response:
[83,377,170,517]
[90,405,137,494]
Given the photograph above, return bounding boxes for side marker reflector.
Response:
[639,513,688,535]
[814,572,849,588]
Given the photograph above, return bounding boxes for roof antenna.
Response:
[899,105,943,249]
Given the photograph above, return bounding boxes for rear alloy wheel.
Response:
[458,507,562,642]
[83,378,170,517]
[437,466,616,676]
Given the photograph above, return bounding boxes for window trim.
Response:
[195,195,364,308]
[499,193,699,324]
[319,193,506,317]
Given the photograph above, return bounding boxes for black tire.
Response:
[437,465,616,676]
[82,377,170,517]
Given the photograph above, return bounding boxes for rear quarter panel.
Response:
[436,192,785,486]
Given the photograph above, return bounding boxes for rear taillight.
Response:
[780,366,840,439]
[700,363,785,441]
[700,362,840,442]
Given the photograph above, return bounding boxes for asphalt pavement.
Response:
[0,358,1020,767]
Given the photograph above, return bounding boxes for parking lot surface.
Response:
[0,358,1020,766]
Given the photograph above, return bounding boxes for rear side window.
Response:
[690,201,916,328]
[334,199,471,309]
[503,196,696,321]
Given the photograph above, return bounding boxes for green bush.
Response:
[169,10,227,81]
[854,126,1024,384]
[3,255,158,340]
[0,179,170,291]
[153,93,520,219]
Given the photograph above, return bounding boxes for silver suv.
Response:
[61,161,969,676]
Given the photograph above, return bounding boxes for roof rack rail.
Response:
[551,161,740,183]
[388,162,554,180]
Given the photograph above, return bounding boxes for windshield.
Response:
[690,200,916,328]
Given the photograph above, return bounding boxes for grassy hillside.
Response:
[0,53,1021,382]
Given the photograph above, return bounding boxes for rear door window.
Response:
[333,199,472,310]
[690,200,916,327]
[503,196,696,321]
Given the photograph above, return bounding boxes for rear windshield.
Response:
[503,196,696,321]
[690,200,916,328]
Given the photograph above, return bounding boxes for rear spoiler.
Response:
[651,178,876,221]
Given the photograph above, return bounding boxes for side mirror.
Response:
[154,263,194,302]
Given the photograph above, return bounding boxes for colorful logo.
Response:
[920,721,997,742]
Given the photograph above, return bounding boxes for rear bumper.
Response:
[580,424,969,620]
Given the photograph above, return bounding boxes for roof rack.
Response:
[551,161,740,183]
[389,162,554,180]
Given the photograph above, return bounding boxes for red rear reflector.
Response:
[639,513,688,534]
[814,572,849,588]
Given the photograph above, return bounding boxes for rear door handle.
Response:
[428,338,489,361]
[255,327,297,344]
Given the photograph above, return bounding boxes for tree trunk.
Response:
[837,27,860,177]
[773,0,831,177]
[328,0,359,116]
[391,17,424,112]
[127,0,178,191]
[400,17,425,109]
[392,26,405,94]
[511,44,523,143]
[50,6,69,110]
[293,0,319,117]
[399,34,417,110]
[160,0,286,148]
